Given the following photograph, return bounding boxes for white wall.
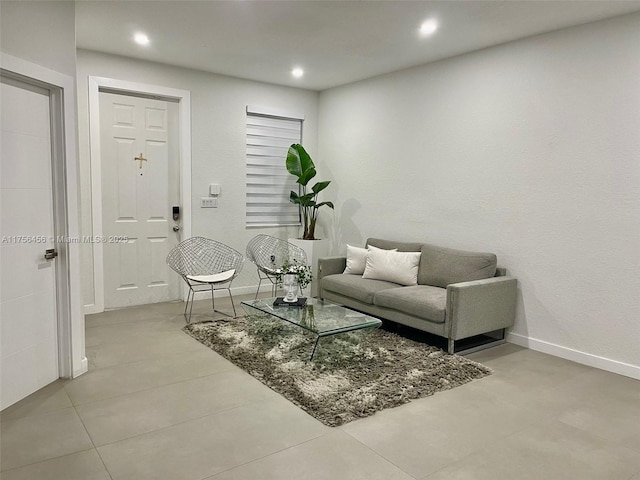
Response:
[76,50,320,309]
[0,1,76,77]
[317,13,640,377]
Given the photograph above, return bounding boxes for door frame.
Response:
[87,76,191,314]
[1,53,86,378]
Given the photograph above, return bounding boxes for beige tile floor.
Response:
[1,294,639,479]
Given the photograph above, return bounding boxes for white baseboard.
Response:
[73,356,89,378]
[83,303,101,315]
[84,285,273,314]
[507,332,640,380]
[192,284,276,301]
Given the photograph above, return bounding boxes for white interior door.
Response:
[99,92,180,309]
[0,76,59,410]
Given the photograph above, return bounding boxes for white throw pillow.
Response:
[343,244,369,275]
[362,245,421,286]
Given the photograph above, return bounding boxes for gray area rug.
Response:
[183,315,492,427]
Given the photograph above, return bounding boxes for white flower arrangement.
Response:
[274,259,313,289]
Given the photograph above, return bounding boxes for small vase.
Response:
[283,273,299,303]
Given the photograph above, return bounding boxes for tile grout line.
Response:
[421,418,553,480]
[554,416,640,456]
[0,447,97,476]
[77,344,233,373]
[75,302,217,479]
[71,400,115,480]
[66,363,240,408]
[85,308,183,328]
[84,340,216,373]
[93,446,115,480]
[85,395,294,450]
[199,430,331,480]
[85,300,227,329]
[337,427,422,479]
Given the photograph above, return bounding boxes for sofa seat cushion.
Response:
[374,285,447,323]
[321,274,401,305]
[418,244,497,288]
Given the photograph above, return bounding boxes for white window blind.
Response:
[246,110,302,227]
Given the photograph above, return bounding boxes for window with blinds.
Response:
[246,107,303,227]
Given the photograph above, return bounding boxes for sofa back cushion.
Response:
[366,238,422,253]
[418,244,497,288]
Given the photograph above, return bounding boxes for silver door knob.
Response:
[172,225,181,232]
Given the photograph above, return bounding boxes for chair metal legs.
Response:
[254,268,281,299]
[184,287,195,323]
[254,275,264,300]
[211,285,237,318]
[183,282,237,323]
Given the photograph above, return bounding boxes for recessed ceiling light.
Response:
[419,19,438,37]
[134,32,150,46]
[292,67,304,79]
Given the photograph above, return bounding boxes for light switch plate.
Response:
[201,197,217,208]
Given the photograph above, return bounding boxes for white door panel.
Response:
[0,79,50,136]
[0,78,59,410]
[100,92,179,308]
[0,132,51,190]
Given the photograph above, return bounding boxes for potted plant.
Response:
[286,144,334,241]
[274,259,313,303]
[274,259,313,289]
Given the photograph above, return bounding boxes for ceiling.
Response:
[75,0,640,91]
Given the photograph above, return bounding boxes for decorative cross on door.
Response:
[134,153,147,169]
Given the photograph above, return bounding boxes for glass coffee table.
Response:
[241,297,382,360]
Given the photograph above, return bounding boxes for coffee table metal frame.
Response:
[240,297,383,360]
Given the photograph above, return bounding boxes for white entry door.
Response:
[0,76,59,410]
[100,92,180,309]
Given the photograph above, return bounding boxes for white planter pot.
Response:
[288,238,329,298]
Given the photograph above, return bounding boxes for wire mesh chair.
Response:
[166,237,244,323]
[246,234,308,299]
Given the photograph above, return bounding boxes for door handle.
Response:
[172,225,181,232]
[44,248,58,260]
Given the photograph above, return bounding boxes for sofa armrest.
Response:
[446,276,517,340]
[317,256,346,299]
[318,256,346,278]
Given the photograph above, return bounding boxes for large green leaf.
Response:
[297,167,316,186]
[311,181,331,195]
[299,193,316,206]
[314,201,334,209]
[286,144,316,186]
[289,191,301,205]
[289,191,315,206]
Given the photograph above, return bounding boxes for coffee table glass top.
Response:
[241,297,382,337]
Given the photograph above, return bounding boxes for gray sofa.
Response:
[318,238,517,353]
